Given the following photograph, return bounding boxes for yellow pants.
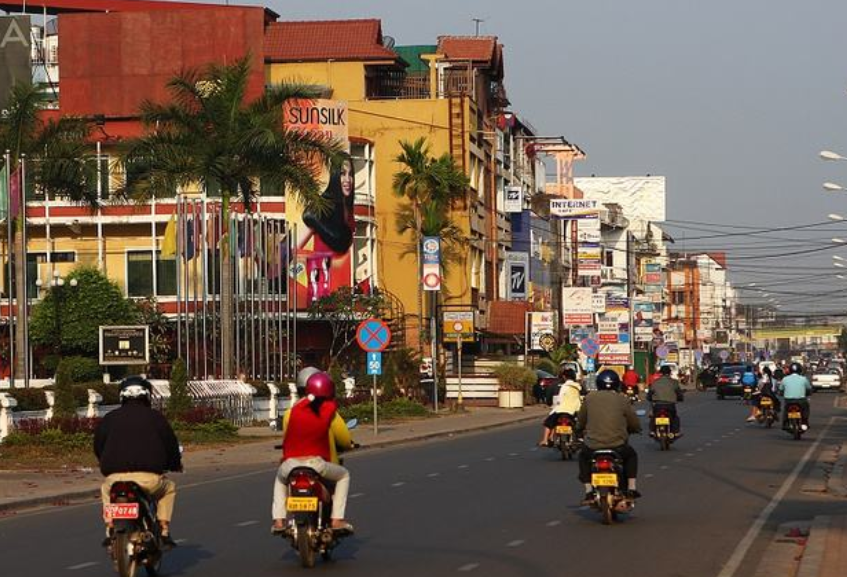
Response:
[101,472,176,523]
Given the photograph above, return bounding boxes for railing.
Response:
[366,68,478,101]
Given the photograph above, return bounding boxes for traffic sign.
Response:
[539,333,557,352]
[656,345,669,359]
[443,311,475,342]
[580,338,599,357]
[356,318,392,352]
[719,350,730,361]
[367,352,382,375]
[585,357,596,372]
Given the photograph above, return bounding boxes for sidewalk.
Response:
[0,404,547,513]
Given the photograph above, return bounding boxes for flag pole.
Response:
[4,151,13,386]
[20,154,29,388]
[175,194,182,368]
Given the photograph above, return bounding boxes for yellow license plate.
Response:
[286,497,318,512]
[591,473,618,487]
[760,398,772,406]
[555,426,572,434]
[788,412,801,419]
[655,417,671,425]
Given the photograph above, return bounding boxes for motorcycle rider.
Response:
[94,376,182,549]
[778,362,813,431]
[272,371,355,534]
[539,368,583,447]
[647,364,684,436]
[576,369,642,504]
[622,365,640,398]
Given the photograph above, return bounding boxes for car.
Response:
[716,364,754,399]
[658,362,680,380]
[811,368,842,391]
[533,369,559,403]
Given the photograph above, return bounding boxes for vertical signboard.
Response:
[284,99,352,306]
[505,251,529,300]
[504,186,523,213]
[0,16,31,112]
[528,311,557,351]
[421,236,442,291]
[561,287,593,326]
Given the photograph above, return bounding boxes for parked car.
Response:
[716,364,754,399]
[534,369,559,404]
[811,368,842,391]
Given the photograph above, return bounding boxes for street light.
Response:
[835,262,847,268]
[829,213,846,221]
[821,150,847,161]
[833,238,847,244]
[824,182,846,192]
[834,255,846,261]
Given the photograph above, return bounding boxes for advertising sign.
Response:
[284,99,353,306]
[576,214,601,243]
[506,251,529,300]
[633,299,655,342]
[99,326,149,365]
[592,292,607,314]
[562,287,594,325]
[504,186,523,213]
[0,16,31,112]
[443,311,475,342]
[598,343,632,365]
[578,242,602,277]
[529,311,557,351]
[421,236,442,291]
[550,198,599,218]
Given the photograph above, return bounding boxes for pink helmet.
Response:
[305,372,335,400]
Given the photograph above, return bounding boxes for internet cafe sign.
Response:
[1,16,31,111]
[550,199,598,218]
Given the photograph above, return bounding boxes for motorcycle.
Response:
[651,406,675,451]
[757,396,776,428]
[742,385,753,402]
[103,481,165,577]
[784,402,805,440]
[586,449,635,525]
[551,414,579,460]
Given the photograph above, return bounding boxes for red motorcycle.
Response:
[551,414,580,461]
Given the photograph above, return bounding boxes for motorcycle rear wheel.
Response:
[113,533,138,577]
[297,525,317,568]
[600,493,614,525]
[660,436,670,451]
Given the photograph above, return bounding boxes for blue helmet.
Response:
[596,369,621,391]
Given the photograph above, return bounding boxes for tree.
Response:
[29,266,138,357]
[0,83,98,379]
[120,55,342,377]
[52,358,78,419]
[167,358,192,419]
[307,286,385,364]
[392,138,469,350]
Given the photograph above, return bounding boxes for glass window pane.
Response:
[127,251,153,297]
[156,256,177,296]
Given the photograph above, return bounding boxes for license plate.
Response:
[103,503,139,520]
[760,398,772,406]
[788,411,801,419]
[591,473,618,487]
[655,417,671,425]
[555,426,572,434]
[286,497,318,512]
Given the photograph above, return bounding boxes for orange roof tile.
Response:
[264,19,399,63]
[437,35,498,63]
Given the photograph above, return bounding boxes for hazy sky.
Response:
[255,1,847,311]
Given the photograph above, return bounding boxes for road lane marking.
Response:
[484,457,496,461]
[391,482,406,487]
[350,493,365,499]
[235,520,258,527]
[660,466,669,470]
[67,562,98,571]
[716,417,837,577]
[674,458,682,463]
[174,538,187,544]
[685,453,695,457]
[506,539,525,547]
[458,563,480,572]
[645,473,655,478]
[697,448,704,452]
[458,464,469,469]
[427,473,440,478]
[546,520,561,527]
[508,453,519,457]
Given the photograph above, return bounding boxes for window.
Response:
[127,251,176,297]
[604,249,614,267]
[672,291,686,305]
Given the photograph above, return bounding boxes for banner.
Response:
[577,242,601,277]
[576,214,601,243]
[529,311,557,351]
[284,99,353,306]
[0,16,31,112]
[562,287,593,326]
[422,236,442,291]
[598,343,632,365]
[550,198,598,218]
[633,299,655,342]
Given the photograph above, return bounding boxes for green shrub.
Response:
[492,363,537,392]
[60,356,102,383]
[167,359,192,419]
[53,358,78,418]
[172,419,238,443]
[339,397,429,423]
[11,388,50,411]
[2,429,92,452]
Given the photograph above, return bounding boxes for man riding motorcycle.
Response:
[778,362,812,431]
[272,371,355,534]
[539,368,583,447]
[94,376,182,548]
[647,365,684,436]
[576,369,642,504]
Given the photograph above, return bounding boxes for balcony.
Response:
[365,66,481,101]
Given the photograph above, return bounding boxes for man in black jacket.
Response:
[647,365,684,436]
[94,376,182,547]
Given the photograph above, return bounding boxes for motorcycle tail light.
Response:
[110,482,136,502]
[290,473,315,491]
[596,459,613,472]
[557,415,571,425]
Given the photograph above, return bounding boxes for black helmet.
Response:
[596,369,621,391]
[119,375,153,403]
[788,362,804,375]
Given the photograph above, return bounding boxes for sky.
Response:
[103,1,847,313]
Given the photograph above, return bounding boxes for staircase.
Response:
[377,287,407,351]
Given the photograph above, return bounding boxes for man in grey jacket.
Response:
[576,370,642,504]
[647,365,684,435]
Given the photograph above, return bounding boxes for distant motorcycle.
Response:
[651,406,675,451]
[586,450,635,525]
[784,402,805,440]
[551,414,580,460]
[623,387,639,405]
[742,385,753,402]
[757,396,776,428]
[103,481,165,577]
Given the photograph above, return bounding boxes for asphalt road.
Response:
[2,391,846,577]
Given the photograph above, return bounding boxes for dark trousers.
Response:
[578,444,638,483]
[650,402,680,433]
[782,398,810,426]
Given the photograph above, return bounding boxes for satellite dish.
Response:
[383,35,396,50]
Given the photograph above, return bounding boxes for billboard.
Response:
[506,251,529,300]
[422,236,442,291]
[562,287,593,326]
[443,311,475,342]
[100,326,149,365]
[284,99,352,305]
[550,198,598,218]
[529,311,557,351]
[0,16,31,112]
[573,176,666,224]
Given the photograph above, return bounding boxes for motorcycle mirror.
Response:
[178,445,184,454]
[635,409,647,417]
[346,418,359,430]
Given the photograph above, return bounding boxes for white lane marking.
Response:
[458,464,469,469]
[67,562,98,571]
[235,520,258,527]
[645,473,655,478]
[716,417,837,577]
[674,458,682,463]
[529,447,539,452]
[174,538,187,544]
[705,443,712,447]
[391,482,406,488]
[427,473,440,478]
[458,563,480,572]
[697,448,704,452]
[660,466,669,470]
[685,453,695,457]
[484,457,496,462]
[546,520,562,527]
[506,539,525,547]
[350,493,365,499]
[508,453,519,457]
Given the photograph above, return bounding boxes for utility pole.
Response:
[472,18,484,36]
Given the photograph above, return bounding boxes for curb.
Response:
[826,443,847,498]
[797,516,831,577]
[0,410,543,514]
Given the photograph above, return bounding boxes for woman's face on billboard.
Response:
[340,160,354,197]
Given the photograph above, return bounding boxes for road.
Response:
[1,391,846,577]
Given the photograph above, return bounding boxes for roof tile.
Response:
[437,35,497,63]
[264,19,399,63]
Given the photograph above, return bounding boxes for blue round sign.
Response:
[580,338,599,357]
[356,318,392,353]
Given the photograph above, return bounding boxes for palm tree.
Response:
[392,137,469,350]
[0,82,97,381]
[121,56,341,377]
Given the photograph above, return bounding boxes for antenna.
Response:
[383,35,396,50]
[472,18,484,36]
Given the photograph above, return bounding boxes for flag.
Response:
[8,166,21,221]
[0,164,8,222]
[161,212,177,257]
[183,216,196,261]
